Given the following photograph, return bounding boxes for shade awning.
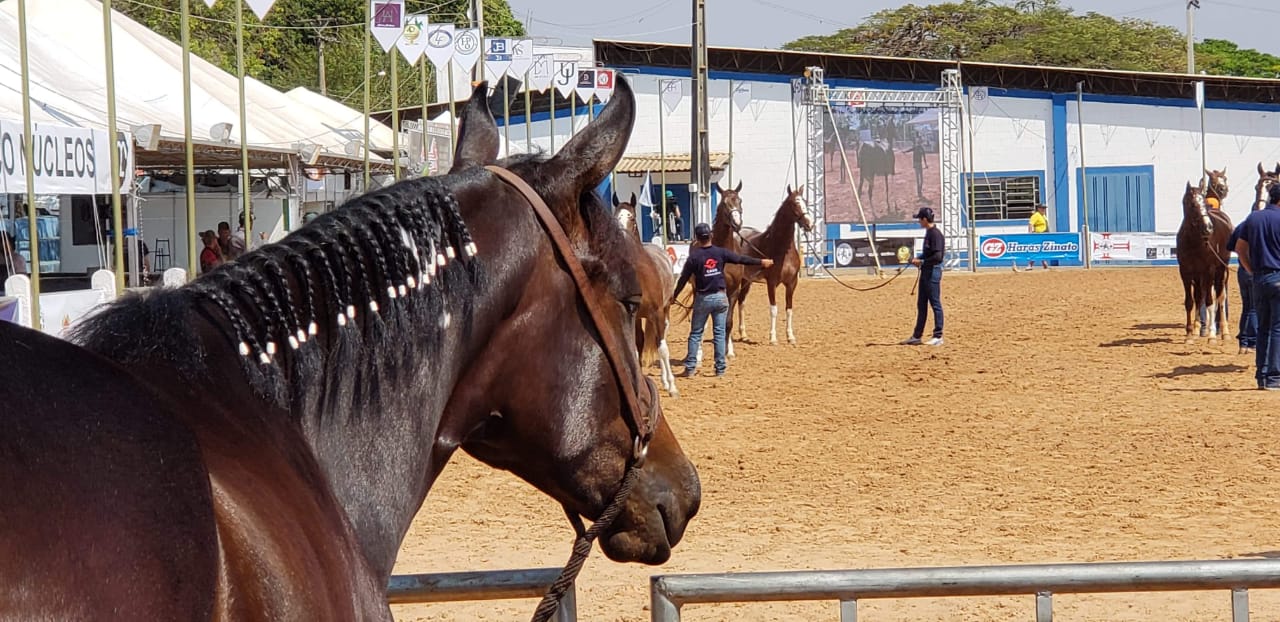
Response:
[615,152,731,174]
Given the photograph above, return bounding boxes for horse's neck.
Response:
[758,208,798,255]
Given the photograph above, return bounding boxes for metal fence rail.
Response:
[650,558,1280,622]
[388,568,575,622]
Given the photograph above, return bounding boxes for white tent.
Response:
[0,0,392,166]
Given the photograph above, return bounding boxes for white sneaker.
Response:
[901,337,922,345]
[926,337,944,346]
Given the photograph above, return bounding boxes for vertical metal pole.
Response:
[524,71,533,153]
[1035,591,1054,622]
[1199,81,1208,177]
[659,88,668,247]
[549,89,556,154]
[555,584,578,622]
[1077,81,1092,269]
[16,0,41,327]
[105,0,126,291]
[503,77,512,156]
[235,0,252,242]
[650,584,680,622]
[570,95,577,135]
[181,0,197,277]
[363,0,372,190]
[728,79,734,186]
[963,74,977,272]
[839,600,858,622]
[1186,0,1197,74]
[447,63,457,153]
[690,0,710,225]
[1232,587,1250,622]
[420,59,430,175]
[391,52,401,181]
[472,0,485,82]
[790,79,800,189]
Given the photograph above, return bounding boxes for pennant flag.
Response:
[529,54,555,92]
[397,14,429,65]
[510,39,535,78]
[202,0,217,7]
[637,171,656,212]
[553,61,578,99]
[424,24,455,71]
[595,69,616,103]
[452,28,482,75]
[0,298,17,324]
[484,38,513,79]
[1194,80,1205,110]
[245,0,276,19]
[732,81,752,112]
[660,79,683,113]
[370,0,405,53]
[575,68,597,102]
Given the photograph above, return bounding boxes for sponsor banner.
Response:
[0,297,17,324]
[665,243,690,276]
[1090,232,1178,262]
[38,289,107,339]
[977,233,1082,266]
[834,237,915,268]
[0,120,133,195]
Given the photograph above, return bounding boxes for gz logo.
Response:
[980,238,1007,259]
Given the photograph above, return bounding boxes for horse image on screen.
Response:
[823,104,941,224]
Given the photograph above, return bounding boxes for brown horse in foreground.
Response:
[735,185,814,346]
[0,78,699,620]
[1177,180,1233,345]
[615,194,679,397]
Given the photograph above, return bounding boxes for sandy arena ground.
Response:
[391,266,1280,621]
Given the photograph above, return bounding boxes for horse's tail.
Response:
[638,314,662,367]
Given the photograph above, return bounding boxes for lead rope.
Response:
[529,463,644,622]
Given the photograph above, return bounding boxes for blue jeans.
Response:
[913,265,944,339]
[684,290,729,375]
[1252,270,1280,388]
[1238,266,1257,348]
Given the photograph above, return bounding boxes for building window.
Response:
[970,175,1041,221]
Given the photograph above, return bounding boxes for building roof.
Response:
[615,152,731,174]
[593,40,1280,105]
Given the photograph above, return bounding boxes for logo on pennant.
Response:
[554,61,577,99]
[370,0,405,53]
[396,14,430,65]
[595,69,616,103]
[529,54,555,92]
[509,39,535,78]
[424,24,455,71]
[452,28,481,74]
[576,68,597,102]
[732,82,751,112]
[485,38,513,78]
[660,79,683,113]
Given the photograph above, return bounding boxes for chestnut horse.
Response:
[735,185,814,346]
[1177,180,1233,344]
[615,194,679,397]
[0,78,699,620]
[1256,162,1280,211]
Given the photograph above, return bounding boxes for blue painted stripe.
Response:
[1051,94,1071,233]
[493,102,605,127]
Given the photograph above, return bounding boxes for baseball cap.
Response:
[694,223,712,239]
[913,207,935,221]
[1270,183,1280,204]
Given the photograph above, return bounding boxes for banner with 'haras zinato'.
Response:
[0,120,133,196]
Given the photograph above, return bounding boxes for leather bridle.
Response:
[485,165,658,622]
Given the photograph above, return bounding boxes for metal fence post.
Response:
[651,577,680,622]
[1232,587,1250,622]
[838,599,857,621]
[556,584,578,622]
[1035,591,1053,622]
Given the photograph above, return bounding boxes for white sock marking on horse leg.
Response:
[769,305,779,344]
[787,308,796,343]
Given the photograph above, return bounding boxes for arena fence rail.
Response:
[649,558,1280,621]
[388,568,576,622]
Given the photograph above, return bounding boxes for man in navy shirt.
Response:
[1236,183,1280,389]
[671,223,773,377]
[1228,220,1257,355]
[902,207,946,346]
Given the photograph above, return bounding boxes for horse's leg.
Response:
[659,317,678,398]
[785,276,797,345]
[768,280,779,345]
[1183,276,1196,344]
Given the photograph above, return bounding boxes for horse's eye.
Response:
[622,295,643,314]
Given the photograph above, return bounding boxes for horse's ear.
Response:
[734,179,743,193]
[450,82,499,173]
[611,193,620,208]
[1262,162,1269,177]
[629,193,637,206]
[786,184,793,195]
[545,73,636,209]
[796,184,806,195]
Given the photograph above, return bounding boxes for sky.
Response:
[507,0,1277,59]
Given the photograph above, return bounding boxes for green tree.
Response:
[1196,39,1280,78]
[117,0,526,110]
[783,0,1192,74]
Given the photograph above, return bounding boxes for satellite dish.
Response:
[209,122,233,142]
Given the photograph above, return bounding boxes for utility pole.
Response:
[690,0,710,225]
[1186,0,1199,74]
[311,18,337,96]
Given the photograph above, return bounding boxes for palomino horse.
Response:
[1176,180,1233,345]
[735,185,814,346]
[1256,162,1280,210]
[615,194,679,397]
[0,78,699,620]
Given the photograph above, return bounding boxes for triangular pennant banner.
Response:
[245,0,275,19]
[660,79,683,113]
[529,54,555,92]
[396,14,429,65]
[424,24,455,71]
[484,38,513,79]
[370,0,405,53]
[452,28,482,75]
[202,0,217,7]
[553,61,577,99]
[509,39,535,79]
[732,81,751,112]
[595,69,616,103]
[575,68,597,103]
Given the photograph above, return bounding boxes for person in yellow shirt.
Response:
[1026,203,1050,270]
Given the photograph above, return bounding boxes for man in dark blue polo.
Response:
[1235,183,1280,389]
[671,223,773,377]
[1228,220,1257,355]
